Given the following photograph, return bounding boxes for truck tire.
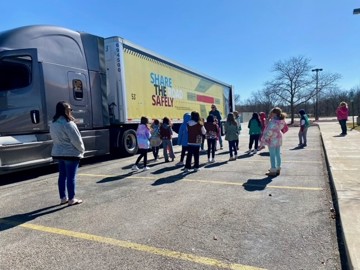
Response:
[121,129,138,156]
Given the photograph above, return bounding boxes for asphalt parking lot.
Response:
[0,126,342,270]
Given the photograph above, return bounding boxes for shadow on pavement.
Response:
[203,161,227,168]
[0,204,67,232]
[290,145,305,150]
[97,171,135,183]
[151,171,190,186]
[237,153,254,159]
[243,177,273,191]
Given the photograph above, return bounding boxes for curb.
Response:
[319,128,351,270]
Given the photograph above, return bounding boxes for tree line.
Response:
[236,56,360,124]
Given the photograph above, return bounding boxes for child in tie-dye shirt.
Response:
[261,107,287,177]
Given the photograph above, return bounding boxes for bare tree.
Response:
[264,56,341,123]
[234,94,241,106]
[264,56,314,123]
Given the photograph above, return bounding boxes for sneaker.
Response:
[60,197,68,205]
[229,157,235,161]
[143,166,150,170]
[265,169,278,177]
[194,168,200,171]
[208,159,211,163]
[253,150,257,154]
[210,159,215,163]
[132,165,140,171]
[220,147,223,150]
[184,168,193,172]
[176,161,184,166]
[245,149,251,154]
[68,198,83,206]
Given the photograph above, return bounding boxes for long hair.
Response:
[190,111,200,123]
[251,112,261,126]
[152,119,159,125]
[140,116,149,125]
[226,113,237,126]
[52,101,74,122]
[207,114,214,123]
[270,107,286,120]
[162,117,170,125]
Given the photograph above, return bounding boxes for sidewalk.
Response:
[318,121,360,270]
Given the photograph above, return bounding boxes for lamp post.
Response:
[349,91,355,129]
[312,68,323,121]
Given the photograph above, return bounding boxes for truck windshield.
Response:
[0,55,32,91]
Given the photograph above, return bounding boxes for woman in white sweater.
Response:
[50,101,85,206]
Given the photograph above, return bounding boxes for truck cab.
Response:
[0,25,109,174]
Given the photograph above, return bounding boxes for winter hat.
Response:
[298,109,306,115]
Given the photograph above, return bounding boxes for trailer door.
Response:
[0,49,46,134]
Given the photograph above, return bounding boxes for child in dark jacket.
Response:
[160,117,175,162]
[185,111,206,171]
[204,115,219,163]
[247,113,262,154]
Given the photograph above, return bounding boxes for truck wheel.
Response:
[121,129,138,155]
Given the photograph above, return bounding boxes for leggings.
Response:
[268,146,281,169]
[207,139,216,159]
[136,148,148,166]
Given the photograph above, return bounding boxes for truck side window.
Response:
[0,56,31,91]
[72,79,83,100]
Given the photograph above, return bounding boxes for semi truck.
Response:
[0,25,234,175]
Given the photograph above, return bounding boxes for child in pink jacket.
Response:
[336,101,349,136]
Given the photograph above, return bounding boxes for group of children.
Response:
[131,116,176,171]
[132,106,309,177]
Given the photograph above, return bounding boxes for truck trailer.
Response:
[0,25,234,175]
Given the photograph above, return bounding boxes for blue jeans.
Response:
[268,147,281,169]
[298,127,308,145]
[162,139,175,161]
[58,159,80,200]
[228,140,237,157]
[339,120,347,134]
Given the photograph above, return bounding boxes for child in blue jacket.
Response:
[177,113,191,166]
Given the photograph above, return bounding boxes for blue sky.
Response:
[2,0,360,101]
